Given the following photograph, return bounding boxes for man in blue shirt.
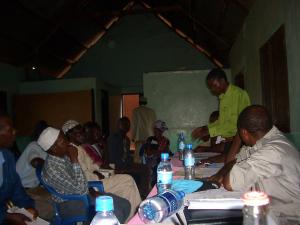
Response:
[0,112,38,225]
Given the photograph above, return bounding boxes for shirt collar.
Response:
[219,84,232,100]
[253,126,278,150]
[48,154,68,163]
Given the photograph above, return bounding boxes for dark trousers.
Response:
[57,193,130,224]
[119,163,151,199]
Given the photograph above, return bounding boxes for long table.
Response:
[127,154,280,225]
[127,155,223,224]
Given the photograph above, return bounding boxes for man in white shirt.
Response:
[16,142,47,188]
[16,121,53,220]
[220,105,300,206]
[132,96,156,163]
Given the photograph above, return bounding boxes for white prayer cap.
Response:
[62,120,80,134]
[38,127,60,151]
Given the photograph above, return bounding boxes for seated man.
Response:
[143,120,171,186]
[16,120,53,220]
[17,120,48,188]
[62,120,141,219]
[82,121,108,167]
[38,127,131,223]
[0,112,38,225]
[218,105,300,206]
[108,117,151,199]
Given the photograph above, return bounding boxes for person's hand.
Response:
[93,171,105,180]
[67,145,78,163]
[5,213,32,225]
[26,208,38,220]
[192,126,209,140]
[196,158,211,166]
[207,173,224,184]
[89,188,102,198]
[100,163,113,169]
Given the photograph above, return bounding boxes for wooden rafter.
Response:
[139,1,223,68]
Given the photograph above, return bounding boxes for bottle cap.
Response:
[177,191,185,199]
[139,201,156,221]
[243,191,269,206]
[95,196,114,212]
[161,153,169,160]
[187,144,193,150]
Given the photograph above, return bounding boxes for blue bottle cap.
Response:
[95,196,114,212]
[161,153,169,160]
[187,144,193,150]
[177,191,186,199]
[140,201,156,221]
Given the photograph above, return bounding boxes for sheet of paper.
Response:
[185,188,244,210]
[194,152,220,159]
[174,165,222,178]
[7,207,49,225]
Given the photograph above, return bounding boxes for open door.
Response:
[122,94,139,150]
[260,25,290,132]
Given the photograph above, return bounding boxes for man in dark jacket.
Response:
[0,112,38,225]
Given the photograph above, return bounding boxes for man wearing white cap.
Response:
[62,120,141,219]
[38,127,131,223]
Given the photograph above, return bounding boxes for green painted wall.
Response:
[66,11,214,93]
[230,0,300,134]
[144,70,231,151]
[0,63,25,114]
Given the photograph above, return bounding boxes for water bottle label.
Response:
[179,141,185,151]
[157,171,173,185]
[184,157,195,166]
[158,191,178,214]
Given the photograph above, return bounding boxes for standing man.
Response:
[192,68,250,164]
[132,96,156,163]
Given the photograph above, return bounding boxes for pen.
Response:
[6,201,14,209]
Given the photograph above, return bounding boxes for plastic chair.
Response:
[36,166,104,225]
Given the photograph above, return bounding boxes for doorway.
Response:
[101,90,109,137]
[122,94,140,150]
[260,25,290,132]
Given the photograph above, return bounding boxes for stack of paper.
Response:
[174,163,223,178]
[186,188,244,210]
[7,207,49,225]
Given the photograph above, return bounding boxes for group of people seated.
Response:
[1,68,300,224]
[0,114,156,224]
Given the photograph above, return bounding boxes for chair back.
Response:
[36,166,90,225]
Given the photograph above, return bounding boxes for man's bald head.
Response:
[237,105,273,136]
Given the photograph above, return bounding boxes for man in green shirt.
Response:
[192,68,250,164]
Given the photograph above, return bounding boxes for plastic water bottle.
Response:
[157,153,173,193]
[177,132,185,160]
[138,190,185,223]
[242,191,269,225]
[184,144,195,179]
[90,196,120,225]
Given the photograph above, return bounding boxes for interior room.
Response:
[1,0,300,224]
